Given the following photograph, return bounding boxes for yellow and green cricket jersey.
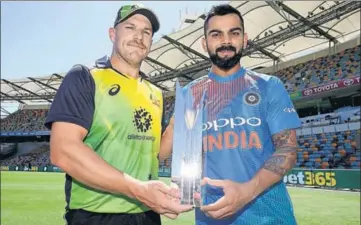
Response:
[45,56,164,213]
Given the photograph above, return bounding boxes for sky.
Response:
[1,1,226,80]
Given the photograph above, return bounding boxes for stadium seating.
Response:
[1,47,359,133]
[161,46,361,125]
[0,109,48,132]
[296,129,361,169]
[163,96,175,125]
[0,143,16,157]
[159,130,361,170]
[1,46,360,170]
[3,128,359,169]
[0,150,51,167]
[280,45,360,92]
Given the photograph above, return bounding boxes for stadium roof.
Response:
[1,0,361,105]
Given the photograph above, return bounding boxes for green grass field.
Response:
[1,172,360,225]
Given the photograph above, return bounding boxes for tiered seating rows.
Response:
[2,129,360,169]
[281,45,360,92]
[296,130,360,169]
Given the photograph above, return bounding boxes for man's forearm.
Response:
[251,129,298,197]
[51,140,143,199]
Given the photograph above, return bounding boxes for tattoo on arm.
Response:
[263,129,298,176]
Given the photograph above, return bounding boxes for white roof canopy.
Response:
[1,1,360,105]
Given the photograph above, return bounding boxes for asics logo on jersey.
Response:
[202,117,261,131]
[108,84,120,96]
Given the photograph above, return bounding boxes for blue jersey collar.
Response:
[208,67,246,83]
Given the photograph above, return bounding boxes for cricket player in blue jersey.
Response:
[160,4,301,225]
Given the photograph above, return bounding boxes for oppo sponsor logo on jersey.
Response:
[202,117,263,152]
[202,117,262,132]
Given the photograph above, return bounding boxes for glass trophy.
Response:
[170,81,206,207]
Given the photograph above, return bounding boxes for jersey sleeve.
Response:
[44,65,95,131]
[266,77,301,135]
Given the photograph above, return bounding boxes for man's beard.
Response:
[208,45,243,71]
[115,46,142,68]
[114,38,146,68]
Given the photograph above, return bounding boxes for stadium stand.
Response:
[162,45,361,125]
[281,45,360,92]
[164,96,175,125]
[0,143,50,165]
[0,143,16,159]
[1,151,51,168]
[148,45,361,170]
[1,44,360,170]
[296,129,360,169]
[0,109,48,132]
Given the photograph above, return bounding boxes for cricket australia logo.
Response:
[133,107,153,133]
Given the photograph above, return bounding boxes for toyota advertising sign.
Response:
[301,76,360,97]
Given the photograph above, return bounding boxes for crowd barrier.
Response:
[296,122,360,136]
[1,165,359,189]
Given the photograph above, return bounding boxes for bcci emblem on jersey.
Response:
[244,91,261,106]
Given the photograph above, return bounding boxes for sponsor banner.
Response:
[302,76,360,97]
[0,166,10,171]
[290,91,302,100]
[283,168,360,189]
[2,165,359,189]
[0,131,50,137]
[0,165,63,172]
[159,166,171,177]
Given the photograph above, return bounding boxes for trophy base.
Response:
[180,199,201,207]
[172,177,202,207]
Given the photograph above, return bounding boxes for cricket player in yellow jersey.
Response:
[45,4,192,225]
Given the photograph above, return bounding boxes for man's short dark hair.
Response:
[204,4,244,37]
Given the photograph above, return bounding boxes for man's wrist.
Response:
[248,176,262,200]
[125,175,146,200]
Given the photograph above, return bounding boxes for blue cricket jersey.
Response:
[183,67,302,225]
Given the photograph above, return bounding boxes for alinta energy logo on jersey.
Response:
[128,107,155,142]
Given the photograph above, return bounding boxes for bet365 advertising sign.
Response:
[1,165,360,189]
[283,169,360,189]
